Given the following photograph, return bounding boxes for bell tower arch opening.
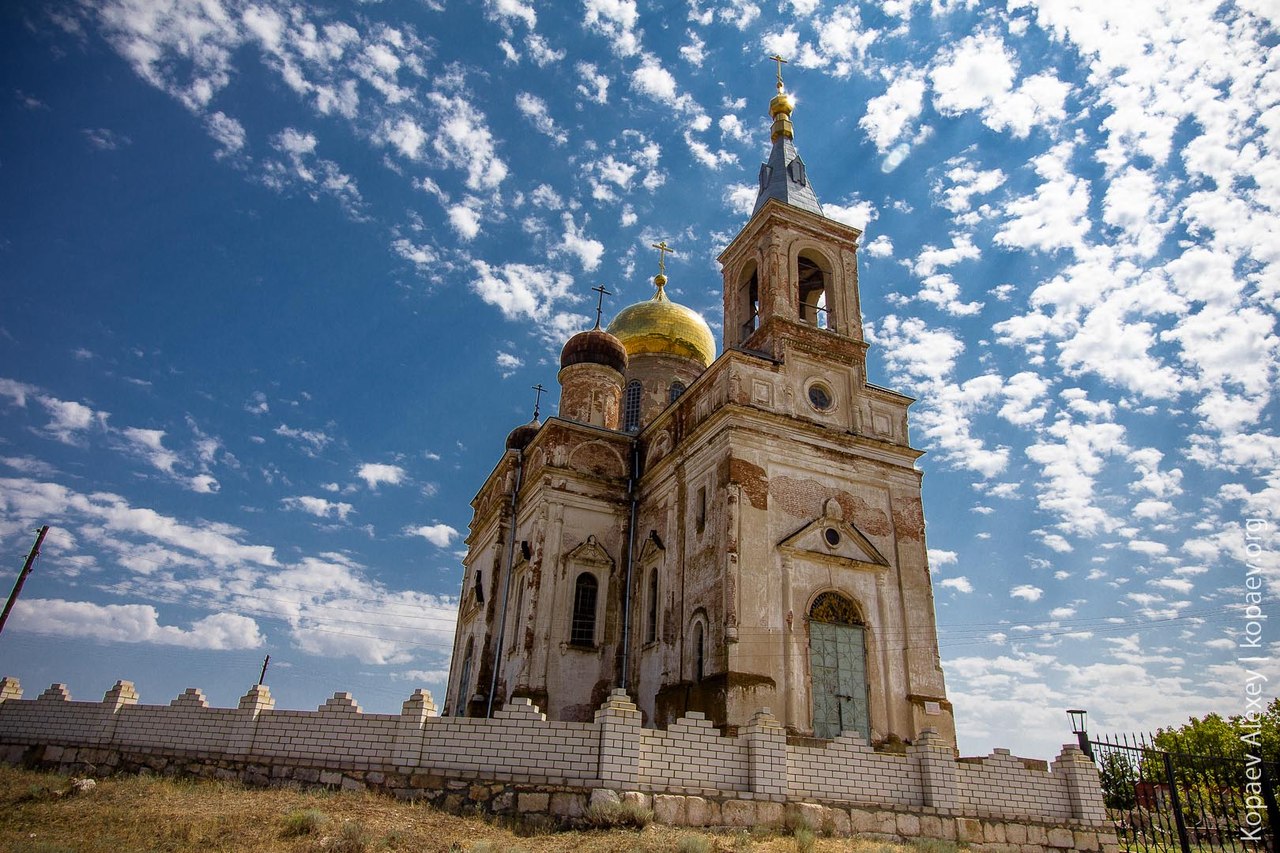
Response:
[797,251,833,331]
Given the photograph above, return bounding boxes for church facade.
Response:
[444,73,956,748]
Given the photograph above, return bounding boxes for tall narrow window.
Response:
[739,271,759,343]
[696,486,707,533]
[455,638,474,717]
[510,576,525,654]
[570,572,599,646]
[623,380,642,432]
[693,622,705,681]
[669,381,686,403]
[646,569,659,643]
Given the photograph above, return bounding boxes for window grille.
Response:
[693,622,705,681]
[669,381,685,403]
[455,639,474,716]
[810,591,862,625]
[570,573,598,646]
[646,569,658,643]
[623,381,642,432]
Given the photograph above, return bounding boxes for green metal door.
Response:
[809,620,869,741]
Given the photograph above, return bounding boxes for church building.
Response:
[444,68,956,748]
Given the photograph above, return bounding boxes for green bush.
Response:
[280,807,328,837]
[794,825,815,853]
[327,819,373,852]
[677,834,712,853]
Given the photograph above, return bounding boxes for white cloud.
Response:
[9,599,263,649]
[496,352,523,377]
[583,0,640,56]
[515,92,566,145]
[557,213,605,272]
[680,31,705,66]
[357,463,407,489]
[631,54,678,103]
[928,549,958,568]
[274,424,331,455]
[575,61,610,103]
[448,202,483,241]
[941,576,974,593]
[860,71,925,152]
[122,427,179,475]
[406,523,459,548]
[470,260,576,323]
[995,143,1091,253]
[1010,584,1043,602]
[204,111,245,157]
[283,496,355,521]
[39,396,108,444]
[824,199,876,230]
[427,92,508,191]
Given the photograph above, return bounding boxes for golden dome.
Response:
[607,279,716,368]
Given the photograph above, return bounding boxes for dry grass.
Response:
[0,766,927,853]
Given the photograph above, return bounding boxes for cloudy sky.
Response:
[0,0,1275,761]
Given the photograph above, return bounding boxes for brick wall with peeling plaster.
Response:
[0,678,1117,852]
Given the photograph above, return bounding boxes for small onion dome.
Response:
[607,277,716,368]
[560,327,628,374]
[505,418,541,451]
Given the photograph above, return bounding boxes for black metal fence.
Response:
[1090,732,1280,853]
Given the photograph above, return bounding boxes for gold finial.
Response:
[766,54,795,142]
[651,240,675,290]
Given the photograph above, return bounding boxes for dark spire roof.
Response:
[752,64,823,217]
[753,134,823,216]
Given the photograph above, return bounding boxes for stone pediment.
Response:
[565,535,614,568]
[779,498,889,571]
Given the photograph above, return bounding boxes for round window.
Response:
[808,383,833,411]
[824,527,841,547]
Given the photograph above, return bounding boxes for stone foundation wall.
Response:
[0,678,1116,852]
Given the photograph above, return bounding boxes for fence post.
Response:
[594,689,641,789]
[1162,751,1192,853]
[912,727,959,812]
[744,707,786,800]
[1052,743,1106,824]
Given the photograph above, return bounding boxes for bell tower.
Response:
[719,60,869,431]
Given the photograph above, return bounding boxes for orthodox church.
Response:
[444,68,956,747]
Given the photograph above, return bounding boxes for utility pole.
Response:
[0,526,50,637]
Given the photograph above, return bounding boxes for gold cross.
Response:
[651,240,676,275]
[768,54,788,90]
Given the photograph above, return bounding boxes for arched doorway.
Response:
[808,591,869,740]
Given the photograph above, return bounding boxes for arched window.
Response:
[810,591,862,624]
[669,381,686,403]
[798,254,832,331]
[645,569,659,644]
[693,622,705,681]
[455,638,474,717]
[623,380,642,432]
[570,572,599,646]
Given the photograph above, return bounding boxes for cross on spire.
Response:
[651,240,675,276]
[531,383,546,421]
[590,283,612,329]
[768,54,788,91]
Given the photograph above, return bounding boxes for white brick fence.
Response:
[0,678,1116,851]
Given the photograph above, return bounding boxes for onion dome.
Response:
[505,418,540,451]
[560,328,628,374]
[606,274,716,368]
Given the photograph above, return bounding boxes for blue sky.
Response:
[0,0,1275,761]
